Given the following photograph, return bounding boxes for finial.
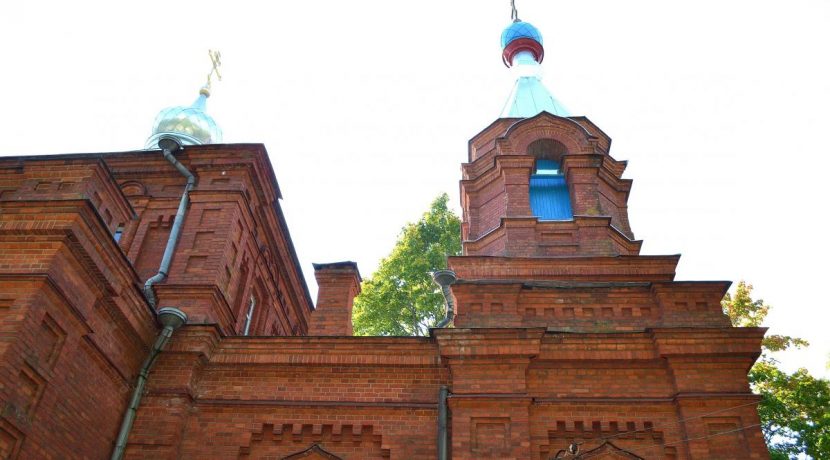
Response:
[200,50,222,97]
[498,15,569,117]
[510,0,519,22]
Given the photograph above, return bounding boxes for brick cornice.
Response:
[532,393,761,404]
[194,399,438,409]
[449,254,677,282]
[433,327,545,359]
[538,332,656,360]
[0,200,153,329]
[468,118,518,162]
[209,336,439,366]
[650,280,732,296]
[460,154,533,191]
[462,216,643,257]
[649,327,766,358]
[461,188,638,253]
[568,116,613,153]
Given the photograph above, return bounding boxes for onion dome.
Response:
[501,20,544,67]
[499,20,569,118]
[145,87,222,149]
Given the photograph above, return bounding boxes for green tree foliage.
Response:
[722,281,829,459]
[722,281,808,352]
[352,194,461,336]
[752,362,830,460]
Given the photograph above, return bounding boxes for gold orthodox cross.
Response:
[204,50,222,92]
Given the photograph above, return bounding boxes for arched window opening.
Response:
[530,159,573,220]
[527,138,568,162]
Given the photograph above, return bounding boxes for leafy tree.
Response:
[722,281,809,352]
[752,362,830,459]
[722,281,829,459]
[352,194,461,336]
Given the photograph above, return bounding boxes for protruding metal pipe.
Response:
[143,137,196,309]
[242,295,256,336]
[433,270,457,328]
[437,385,449,460]
[111,307,187,460]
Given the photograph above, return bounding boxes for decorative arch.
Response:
[499,112,598,156]
[576,441,645,459]
[119,181,146,197]
[543,420,670,460]
[527,138,573,221]
[282,444,343,460]
[238,423,387,459]
[527,138,569,163]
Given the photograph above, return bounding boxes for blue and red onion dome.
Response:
[501,20,545,67]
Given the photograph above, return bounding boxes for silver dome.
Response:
[145,89,222,149]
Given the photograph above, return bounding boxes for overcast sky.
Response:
[1,0,828,377]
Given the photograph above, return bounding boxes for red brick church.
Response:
[0,15,769,460]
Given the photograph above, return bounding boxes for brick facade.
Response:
[0,113,768,459]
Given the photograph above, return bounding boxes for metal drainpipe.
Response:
[242,295,256,335]
[111,307,187,460]
[437,385,449,460]
[143,137,197,309]
[434,271,455,458]
[433,270,457,328]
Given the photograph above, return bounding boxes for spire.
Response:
[499,17,569,118]
[145,50,224,149]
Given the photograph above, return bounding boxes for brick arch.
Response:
[238,423,388,459]
[542,420,673,460]
[282,444,343,460]
[499,113,596,156]
[119,180,146,197]
[527,138,569,164]
[578,441,645,459]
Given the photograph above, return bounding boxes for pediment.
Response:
[282,444,343,460]
[578,441,644,459]
[499,111,600,156]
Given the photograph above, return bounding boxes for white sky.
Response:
[1,0,828,378]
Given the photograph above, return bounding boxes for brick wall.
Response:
[0,193,154,457]
[0,133,769,459]
[105,145,313,336]
[126,332,446,459]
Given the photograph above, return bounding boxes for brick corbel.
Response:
[151,324,222,397]
[434,328,544,394]
[650,327,766,358]
[651,327,765,394]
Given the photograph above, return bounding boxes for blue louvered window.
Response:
[530,160,572,220]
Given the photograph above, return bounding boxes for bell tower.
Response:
[453,16,714,331]
[461,113,638,258]
[461,18,638,259]
[437,11,770,459]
